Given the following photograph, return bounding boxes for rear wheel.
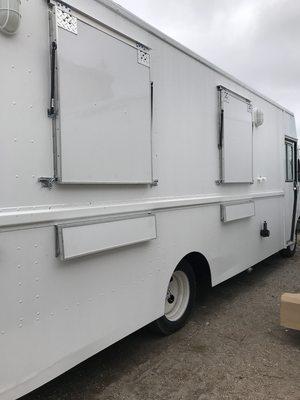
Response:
[280,232,297,258]
[152,260,196,335]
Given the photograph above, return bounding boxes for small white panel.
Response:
[58,215,156,260]
[221,201,255,222]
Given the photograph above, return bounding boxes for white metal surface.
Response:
[57,18,152,183]
[0,0,297,399]
[221,201,255,223]
[58,215,156,260]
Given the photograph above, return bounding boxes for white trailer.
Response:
[0,0,298,398]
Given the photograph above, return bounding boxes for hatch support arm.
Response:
[48,40,57,118]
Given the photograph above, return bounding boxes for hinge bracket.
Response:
[38,177,57,189]
[136,43,150,67]
[56,5,78,35]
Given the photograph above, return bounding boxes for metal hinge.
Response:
[56,3,78,34]
[38,177,57,189]
[221,90,230,105]
[136,43,150,67]
[247,103,253,113]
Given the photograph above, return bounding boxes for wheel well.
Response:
[180,252,212,289]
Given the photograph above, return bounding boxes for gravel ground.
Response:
[22,249,300,400]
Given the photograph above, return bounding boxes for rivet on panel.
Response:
[12,101,16,106]
[35,294,40,299]
[34,244,38,248]
[18,323,23,328]
[1,331,5,335]
[17,264,21,269]
[35,277,39,282]
[34,261,38,265]
[50,312,54,317]
[18,282,22,286]
[18,299,23,304]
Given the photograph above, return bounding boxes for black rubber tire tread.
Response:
[280,232,297,258]
[151,260,196,336]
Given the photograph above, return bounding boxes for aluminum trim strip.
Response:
[0,191,284,229]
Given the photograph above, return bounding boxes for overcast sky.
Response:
[116,0,300,136]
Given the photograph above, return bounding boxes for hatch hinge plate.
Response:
[56,4,78,34]
[136,43,150,67]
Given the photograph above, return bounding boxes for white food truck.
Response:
[0,0,298,398]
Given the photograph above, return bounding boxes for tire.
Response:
[151,260,196,335]
[280,232,297,258]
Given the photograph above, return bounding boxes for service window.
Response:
[285,141,295,182]
[52,9,152,184]
[218,86,253,183]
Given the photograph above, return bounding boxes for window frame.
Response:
[50,12,153,185]
[285,140,295,183]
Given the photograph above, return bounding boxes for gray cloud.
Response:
[116,0,300,135]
